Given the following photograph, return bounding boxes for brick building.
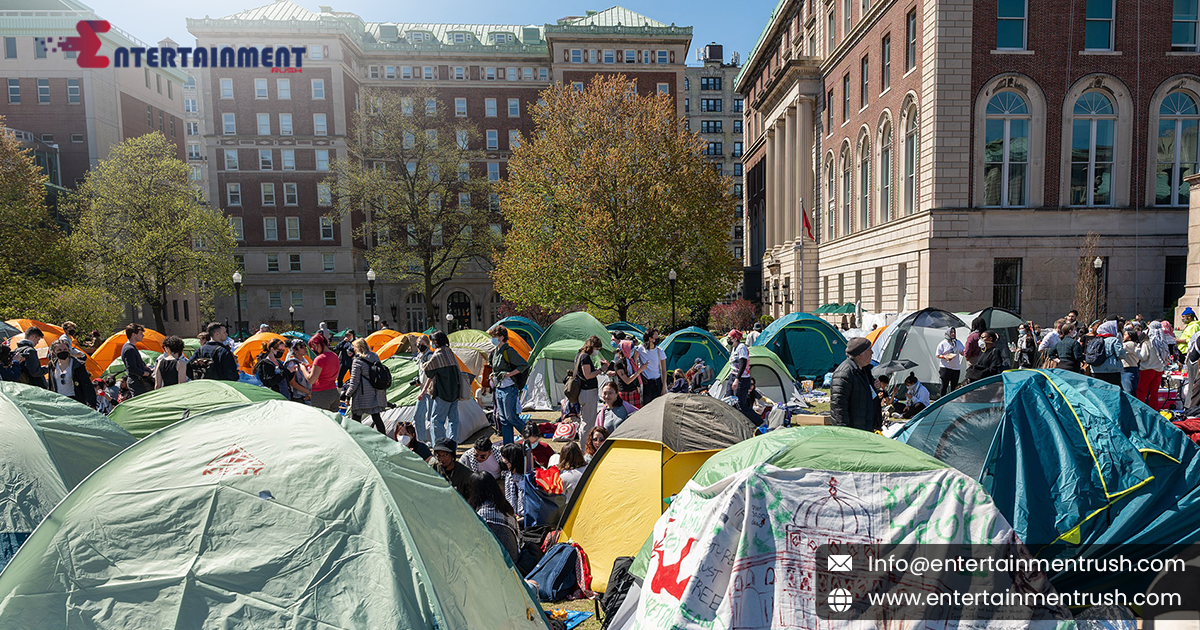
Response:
[187,2,691,336]
[739,0,1200,324]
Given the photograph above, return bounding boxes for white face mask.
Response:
[590,350,598,357]
[528,437,539,446]
[399,435,412,446]
[979,339,987,349]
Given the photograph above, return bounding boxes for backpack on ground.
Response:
[365,358,392,391]
[1085,337,1110,366]
[525,542,594,602]
[600,556,637,627]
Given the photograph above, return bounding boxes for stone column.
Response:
[765,127,776,251]
[1177,173,1200,326]
[784,106,797,248]
[797,99,818,313]
[773,119,786,251]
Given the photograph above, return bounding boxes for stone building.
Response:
[739,0,1198,324]
[187,2,691,336]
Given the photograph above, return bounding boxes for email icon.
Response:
[828,554,853,572]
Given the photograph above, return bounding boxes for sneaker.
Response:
[890,412,902,419]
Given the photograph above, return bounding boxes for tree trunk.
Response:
[617,304,628,322]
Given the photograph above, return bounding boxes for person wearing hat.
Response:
[1178,308,1200,353]
[725,330,756,424]
[258,323,271,334]
[746,322,763,346]
[433,437,472,499]
[830,336,881,432]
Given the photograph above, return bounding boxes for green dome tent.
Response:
[494,316,544,347]
[527,311,613,367]
[107,380,285,439]
[180,337,201,358]
[0,382,135,571]
[752,312,847,380]
[384,356,424,406]
[660,326,728,386]
[709,345,797,405]
[101,348,162,378]
[606,321,645,341]
[0,401,549,629]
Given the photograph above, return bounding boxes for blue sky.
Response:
[87,0,771,67]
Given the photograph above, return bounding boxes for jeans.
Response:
[1121,366,1140,395]
[1093,371,1122,386]
[642,377,663,406]
[495,385,522,444]
[429,396,459,443]
[413,394,431,443]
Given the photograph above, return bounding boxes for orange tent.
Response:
[7,321,101,376]
[375,332,426,360]
[364,329,403,352]
[506,334,533,361]
[87,330,167,378]
[865,325,887,345]
[5,319,64,339]
[234,332,287,374]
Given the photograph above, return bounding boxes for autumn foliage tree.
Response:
[326,88,498,324]
[493,75,740,322]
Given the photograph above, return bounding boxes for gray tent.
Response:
[610,393,755,453]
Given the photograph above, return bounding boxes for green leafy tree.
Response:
[326,87,498,323]
[66,133,237,331]
[494,75,740,322]
[0,117,74,285]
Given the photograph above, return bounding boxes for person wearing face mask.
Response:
[154,335,189,389]
[962,317,987,368]
[253,338,291,398]
[890,373,930,419]
[522,419,554,468]
[423,331,462,443]
[638,328,668,406]
[964,330,1009,383]
[572,335,608,450]
[343,338,389,434]
[1047,322,1084,372]
[46,340,97,408]
[411,335,434,443]
[487,325,528,445]
[396,422,433,461]
[55,321,88,361]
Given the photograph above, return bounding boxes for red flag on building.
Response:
[802,200,815,241]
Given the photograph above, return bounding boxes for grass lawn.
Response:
[541,599,603,630]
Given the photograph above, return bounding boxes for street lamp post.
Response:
[445,312,455,333]
[366,268,377,334]
[232,271,243,341]
[1093,256,1103,324]
[668,269,677,330]
[288,305,295,328]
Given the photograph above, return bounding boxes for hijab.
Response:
[1148,321,1171,365]
[1096,320,1119,338]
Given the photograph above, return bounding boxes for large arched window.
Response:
[903,105,919,214]
[826,156,837,239]
[1070,92,1116,206]
[879,121,893,223]
[858,136,871,230]
[1156,92,1199,206]
[841,145,853,235]
[983,92,1029,207]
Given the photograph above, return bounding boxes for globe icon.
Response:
[827,587,853,613]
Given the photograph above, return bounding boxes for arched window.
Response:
[446,291,471,332]
[903,105,919,214]
[1069,92,1116,206]
[826,157,836,239]
[858,136,871,230]
[1156,92,1199,206]
[841,146,853,235]
[983,91,1030,207]
[879,121,893,223]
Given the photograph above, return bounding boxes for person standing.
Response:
[121,324,154,397]
[335,330,356,385]
[13,326,45,387]
[1136,322,1170,409]
[56,321,87,361]
[727,330,755,424]
[830,337,880,432]
[255,338,290,397]
[46,340,96,408]
[1179,308,1200,354]
[343,338,389,434]
[283,339,312,403]
[746,322,763,346]
[611,339,645,408]
[573,336,607,450]
[963,317,986,368]
[964,331,1010,383]
[487,325,528,445]
[1121,325,1142,395]
[299,334,340,411]
[1088,320,1126,386]
[154,336,189,389]
[934,328,964,396]
[423,331,461,443]
[638,329,667,406]
[1039,319,1065,354]
[412,335,434,443]
[193,322,240,381]
[1048,323,1085,372]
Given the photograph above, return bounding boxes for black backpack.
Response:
[254,355,286,389]
[1084,337,1110,366]
[600,556,637,627]
[365,359,392,391]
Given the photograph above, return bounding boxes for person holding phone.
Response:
[935,327,964,396]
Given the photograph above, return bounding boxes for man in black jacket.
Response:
[335,330,356,385]
[193,322,240,381]
[830,337,880,432]
[14,326,46,387]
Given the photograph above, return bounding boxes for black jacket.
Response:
[14,340,46,387]
[829,358,880,432]
[46,358,97,408]
[194,341,240,381]
[1049,337,1085,372]
[965,347,1009,381]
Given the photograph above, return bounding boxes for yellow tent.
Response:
[557,394,755,591]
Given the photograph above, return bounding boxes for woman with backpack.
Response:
[1088,319,1126,386]
[343,338,389,434]
[487,325,528,445]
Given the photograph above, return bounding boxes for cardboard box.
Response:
[790,414,831,426]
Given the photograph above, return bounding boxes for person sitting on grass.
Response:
[522,420,554,468]
[459,435,502,478]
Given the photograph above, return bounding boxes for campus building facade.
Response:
[739,0,1199,324]
[188,2,691,336]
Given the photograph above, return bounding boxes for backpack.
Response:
[188,356,213,380]
[1085,337,1110,366]
[600,557,637,628]
[525,543,582,602]
[254,355,286,389]
[363,358,392,391]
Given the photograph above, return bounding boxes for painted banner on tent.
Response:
[632,465,1071,630]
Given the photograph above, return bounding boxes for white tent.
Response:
[379,398,492,443]
[876,307,969,392]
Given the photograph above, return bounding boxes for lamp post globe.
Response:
[445,312,455,333]
[1092,257,1103,324]
[366,269,377,334]
[288,304,295,327]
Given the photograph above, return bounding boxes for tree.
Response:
[65,133,237,331]
[494,75,740,322]
[1073,231,1107,324]
[326,87,498,324]
[0,117,75,285]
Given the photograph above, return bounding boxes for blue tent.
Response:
[606,321,646,341]
[494,316,544,347]
[752,312,847,381]
[660,327,728,386]
[896,369,1200,592]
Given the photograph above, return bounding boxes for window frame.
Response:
[313,113,327,136]
[881,34,891,92]
[992,258,1023,313]
[1155,91,1199,207]
[227,183,241,206]
[996,0,1027,51]
[1175,0,1200,51]
[285,215,300,238]
[1068,91,1117,207]
[263,216,278,240]
[311,79,325,99]
[906,10,919,69]
[983,91,1031,208]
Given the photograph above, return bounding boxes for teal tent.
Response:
[752,312,847,380]
[494,316,544,347]
[0,382,135,571]
[607,321,645,341]
[527,312,612,366]
[0,401,549,629]
[107,380,285,438]
[281,330,311,342]
[660,326,728,386]
[897,369,1200,592]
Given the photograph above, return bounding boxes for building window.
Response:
[700,98,721,112]
[842,149,853,234]
[322,290,337,307]
[827,90,835,132]
[37,79,49,104]
[844,0,853,32]
[186,121,199,135]
[701,120,723,133]
[983,92,1030,207]
[732,142,743,157]
[227,183,241,205]
[67,78,80,104]
[993,258,1022,312]
[286,214,301,241]
[309,44,323,60]
[314,113,327,136]
[705,142,723,156]
[256,113,270,135]
[220,78,233,99]
[222,113,236,135]
[684,98,689,113]
[264,216,278,240]
[277,78,291,99]
[859,138,870,229]
[733,99,743,113]
[454,66,465,80]
[657,82,669,95]
[733,163,743,176]
[267,254,279,273]
[291,289,303,306]
[185,98,197,113]
[317,183,332,206]
[316,149,330,171]
[189,165,202,181]
[860,56,869,108]
[828,11,837,53]
[1083,0,1116,50]
[1175,0,1199,51]
[188,144,203,160]
[262,183,276,206]
[733,120,743,133]
[826,159,836,238]
[509,130,521,149]
[6,78,17,104]
[424,98,436,116]
[842,74,850,122]
[997,0,1026,50]
[508,98,520,117]
[487,162,500,181]
[881,35,891,92]
[71,133,83,143]
[3,37,15,59]
[485,98,497,117]
[1165,256,1188,313]
[880,122,893,223]
[455,97,467,117]
[486,129,498,150]
[255,78,268,99]
[1069,92,1115,206]
[282,148,295,170]
[423,66,434,80]
[322,253,336,272]
[284,184,298,207]
[904,106,918,214]
[224,149,240,169]
[259,149,273,170]
[570,49,583,63]
[1156,92,1199,206]
[230,217,244,240]
[269,291,282,308]
[700,77,722,90]
[906,10,919,68]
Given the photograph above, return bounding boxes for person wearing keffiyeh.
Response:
[610,339,645,408]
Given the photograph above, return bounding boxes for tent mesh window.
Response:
[901,382,1005,484]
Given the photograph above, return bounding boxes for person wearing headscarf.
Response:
[1088,319,1127,386]
[934,327,964,396]
[610,338,645,408]
[964,330,1009,383]
[1136,321,1170,409]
